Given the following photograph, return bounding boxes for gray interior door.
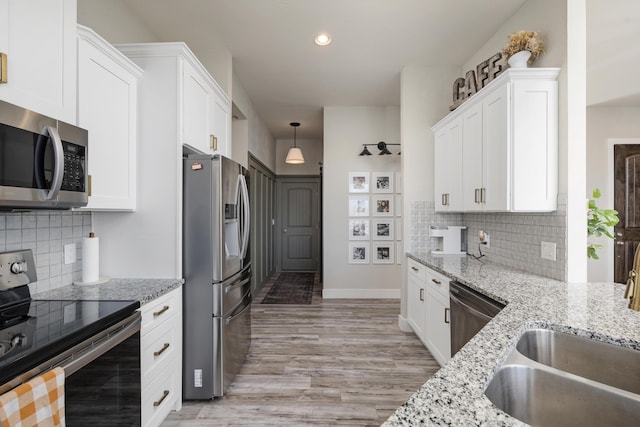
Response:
[614,144,640,283]
[278,177,319,271]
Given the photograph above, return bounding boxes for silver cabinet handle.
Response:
[616,241,625,246]
[616,232,623,237]
[481,188,486,203]
[444,307,450,324]
[432,278,441,285]
[411,266,419,272]
[419,288,424,301]
[474,189,479,203]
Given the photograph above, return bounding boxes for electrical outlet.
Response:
[479,230,490,247]
[64,243,76,264]
[541,241,556,261]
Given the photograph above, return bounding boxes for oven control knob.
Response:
[10,262,24,274]
[10,334,27,348]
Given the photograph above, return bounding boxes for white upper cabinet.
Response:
[77,25,142,211]
[0,0,77,123]
[433,68,559,213]
[182,53,231,157]
[434,117,463,212]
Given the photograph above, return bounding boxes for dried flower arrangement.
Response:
[502,31,545,65]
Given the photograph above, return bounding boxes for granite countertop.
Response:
[34,278,183,306]
[384,252,640,426]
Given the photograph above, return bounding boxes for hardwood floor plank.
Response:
[162,273,439,426]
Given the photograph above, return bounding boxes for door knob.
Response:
[283,228,287,233]
[616,241,624,245]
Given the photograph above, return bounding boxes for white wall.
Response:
[275,138,323,176]
[586,107,640,281]
[78,0,159,43]
[232,73,277,171]
[323,106,402,298]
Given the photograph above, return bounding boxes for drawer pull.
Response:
[154,343,170,356]
[432,278,442,285]
[153,390,170,407]
[444,307,450,324]
[153,305,170,317]
[419,288,424,302]
[411,266,419,272]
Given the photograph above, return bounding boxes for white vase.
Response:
[507,50,532,68]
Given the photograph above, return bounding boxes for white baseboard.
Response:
[397,314,413,332]
[322,288,400,299]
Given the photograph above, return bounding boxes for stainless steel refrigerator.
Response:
[182,148,251,399]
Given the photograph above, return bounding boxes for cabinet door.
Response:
[462,102,483,211]
[211,90,231,157]
[425,285,451,365]
[407,276,426,342]
[0,0,76,123]
[434,117,463,212]
[183,62,214,154]
[482,83,510,211]
[77,31,140,210]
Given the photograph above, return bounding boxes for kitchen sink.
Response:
[485,329,640,426]
[516,329,640,394]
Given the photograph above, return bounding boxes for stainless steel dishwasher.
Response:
[449,281,505,356]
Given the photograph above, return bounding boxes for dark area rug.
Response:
[261,272,315,304]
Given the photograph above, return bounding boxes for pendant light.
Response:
[285,122,305,164]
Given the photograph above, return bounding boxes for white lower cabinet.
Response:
[406,258,451,366]
[423,270,451,365]
[407,259,426,339]
[140,287,182,427]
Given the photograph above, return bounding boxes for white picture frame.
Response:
[372,172,394,193]
[348,242,370,264]
[372,195,393,217]
[395,172,402,194]
[348,196,370,217]
[395,194,403,217]
[348,219,370,240]
[372,219,394,241]
[396,241,403,264]
[373,242,394,264]
[348,172,370,193]
[395,218,403,241]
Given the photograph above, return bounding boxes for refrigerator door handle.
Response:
[239,174,250,259]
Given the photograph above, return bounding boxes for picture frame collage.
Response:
[348,171,403,265]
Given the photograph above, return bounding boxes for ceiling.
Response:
[121,0,527,139]
[119,0,639,140]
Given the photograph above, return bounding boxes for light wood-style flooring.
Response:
[162,273,440,426]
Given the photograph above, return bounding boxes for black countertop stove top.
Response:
[0,298,140,386]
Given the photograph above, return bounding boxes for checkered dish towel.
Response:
[0,367,65,427]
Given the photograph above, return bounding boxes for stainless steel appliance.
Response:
[449,281,505,356]
[182,148,251,399]
[0,250,141,425]
[0,99,88,210]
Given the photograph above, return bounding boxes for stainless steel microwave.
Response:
[0,100,88,210]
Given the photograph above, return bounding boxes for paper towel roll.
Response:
[82,234,100,283]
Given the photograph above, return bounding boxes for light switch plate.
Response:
[541,241,556,261]
[64,243,76,264]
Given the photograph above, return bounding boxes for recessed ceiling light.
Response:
[314,33,331,46]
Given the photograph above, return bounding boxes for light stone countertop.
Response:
[34,278,183,306]
[383,252,640,426]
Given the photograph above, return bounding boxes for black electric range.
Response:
[0,250,139,388]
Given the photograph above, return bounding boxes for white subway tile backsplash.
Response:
[411,196,567,281]
[0,211,91,294]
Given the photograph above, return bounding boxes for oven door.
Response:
[2,312,141,426]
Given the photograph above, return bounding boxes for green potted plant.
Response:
[502,30,545,68]
[587,188,619,259]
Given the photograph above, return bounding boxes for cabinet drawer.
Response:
[142,370,177,427]
[425,268,450,296]
[141,288,181,331]
[141,317,179,383]
[407,258,426,283]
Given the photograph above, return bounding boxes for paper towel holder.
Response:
[74,232,109,286]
